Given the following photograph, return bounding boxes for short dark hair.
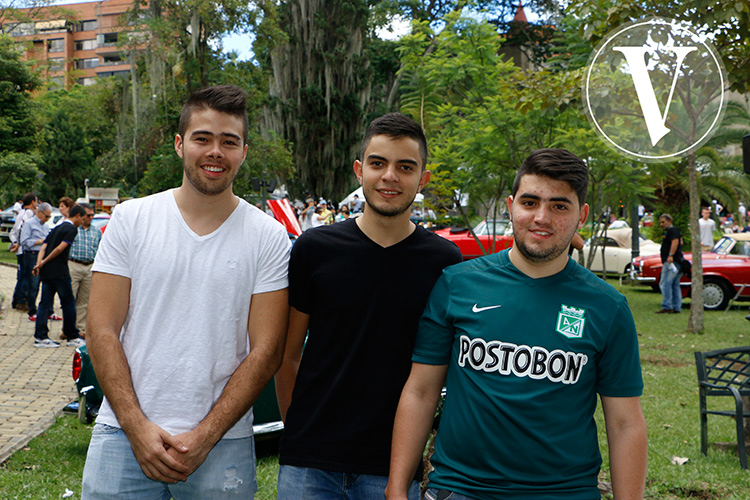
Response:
[360,113,428,170]
[178,85,248,144]
[69,204,86,218]
[21,192,36,206]
[79,202,94,212]
[660,213,673,222]
[512,148,589,206]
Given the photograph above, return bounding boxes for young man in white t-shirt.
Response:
[699,206,716,251]
[81,85,291,499]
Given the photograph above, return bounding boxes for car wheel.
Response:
[78,393,94,425]
[703,277,733,311]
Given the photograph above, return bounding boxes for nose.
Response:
[533,204,552,223]
[206,139,224,159]
[381,164,398,182]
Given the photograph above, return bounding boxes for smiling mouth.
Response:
[377,189,401,198]
[202,165,225,173]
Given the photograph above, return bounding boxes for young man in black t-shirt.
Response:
[275,113,462,500]
[32,204,86,347]
[658,213,683,314]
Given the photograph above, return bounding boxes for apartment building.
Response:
[5,0,143,89]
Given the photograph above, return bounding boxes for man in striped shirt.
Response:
[68,202,101,338]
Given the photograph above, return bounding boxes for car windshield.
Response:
[712,236,750,256]
[473,219,510,236]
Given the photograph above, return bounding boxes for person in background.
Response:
[335,205,350,222]
[32,204,87,348]
[318,199,334,225]
[58,196,75,220]
[657,213,683,314]
[386,148,646,500]
[299,197,315,231]
[9,192,37,311]
[699,206,716,251]
[739,201,746,226]
[20,202,52,321]
[68,203,101,339]
[351,193,364,213]
[275,112,461,500]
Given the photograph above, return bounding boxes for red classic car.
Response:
[631,233,750,310]
[433,219,513,260]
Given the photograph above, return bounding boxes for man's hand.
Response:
[124,419,190,483]
[165,427,216,477]
[9,243,18,253]
[32,265,40,276]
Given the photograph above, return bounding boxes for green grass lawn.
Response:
[0,246,19,266]
[1,280,749,499]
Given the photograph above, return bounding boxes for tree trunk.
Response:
[687,151,704,333]
[262,0,370,200]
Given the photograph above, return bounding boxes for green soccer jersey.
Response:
[413,249,643,500]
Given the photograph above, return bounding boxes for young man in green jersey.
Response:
[387,148,647,500]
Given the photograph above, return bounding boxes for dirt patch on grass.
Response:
[641,355,690,367]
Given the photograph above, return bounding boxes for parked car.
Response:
[631,233,750,310]
[0,207,15,241]
[90,213,110,233]
[572,228,661,275]
[71,346,284,438]
[433,219,513,260]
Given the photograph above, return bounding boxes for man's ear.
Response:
[507,195,514,221]
[174,134,184,159]
[578,203,590,229]
[353,160,363,185]
[417,170,431,192]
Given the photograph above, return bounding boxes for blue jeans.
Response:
[34,277,79,340]
[22,251,40,315]
[82,424,257,499]
[659,262,683,311]
[277,465,420,500]
[425,488,479,500]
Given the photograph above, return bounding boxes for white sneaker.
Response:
[34,338,60,348]
[66,338,86,347]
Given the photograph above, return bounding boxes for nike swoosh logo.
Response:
[472,304,502,313]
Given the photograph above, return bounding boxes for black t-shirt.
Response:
[660,225,683,263]
[39,221,77,280]
[279,218,462,476]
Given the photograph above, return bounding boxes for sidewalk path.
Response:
[0,264,78,464]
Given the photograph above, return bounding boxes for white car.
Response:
[573,228,661,275]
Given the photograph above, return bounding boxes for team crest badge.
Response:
[556,305,586,339]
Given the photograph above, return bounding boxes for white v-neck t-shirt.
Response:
[93,189,291,438]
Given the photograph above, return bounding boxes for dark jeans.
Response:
[11,254,27,307]
[34,277,79,340]
[22,251,40,315]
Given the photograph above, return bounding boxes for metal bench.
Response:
[695,346,750,469]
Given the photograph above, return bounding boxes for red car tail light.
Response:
[73,351,82,383]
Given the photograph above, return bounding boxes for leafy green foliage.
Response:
[0,34,40,205]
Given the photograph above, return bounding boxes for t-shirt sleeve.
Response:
[412,271,454,365]
[91,204,132,279]
[252,221,291,295]
[288,234,312,313]
[596,297,643,397]
[62,224,77,245]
